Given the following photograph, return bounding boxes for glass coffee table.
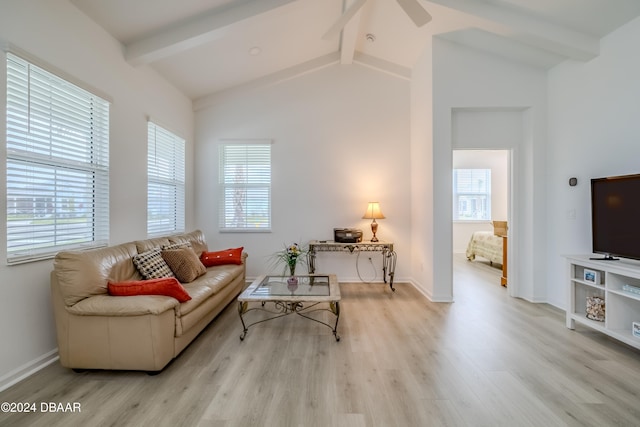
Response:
[237,274,341,341]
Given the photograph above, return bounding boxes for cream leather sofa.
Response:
[50,230,246,372]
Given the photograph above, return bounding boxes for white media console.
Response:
[566,255,640,350]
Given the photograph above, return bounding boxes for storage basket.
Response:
[586,296,605,322]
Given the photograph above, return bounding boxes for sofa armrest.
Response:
[66,294,179,317]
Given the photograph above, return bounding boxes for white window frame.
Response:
[453,168,491,221]
[219,141,271,232]
[147,121,185,236]
[5,51,110,264]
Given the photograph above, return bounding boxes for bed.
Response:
[465,231,504,265]
[465,221,508,286]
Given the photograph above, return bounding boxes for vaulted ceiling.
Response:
[70,0,640,101]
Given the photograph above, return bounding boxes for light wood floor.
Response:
[2,255,640,427]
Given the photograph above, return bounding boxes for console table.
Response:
[307,240,397,291]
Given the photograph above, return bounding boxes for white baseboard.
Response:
[0,349,59,393]
[405,278,455,303]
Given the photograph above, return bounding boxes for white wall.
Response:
[195,64,411,283]
[452,150,508,253]
[546,16,640,309]
[409,39,436,300]
[430,38,548,302]
[0,0,194,390]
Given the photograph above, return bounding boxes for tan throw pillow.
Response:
[161,247,206,283]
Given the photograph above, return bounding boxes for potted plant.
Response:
[273,242,308,284]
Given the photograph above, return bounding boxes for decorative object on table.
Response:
[272,242,308,282]
[333,228,363,243]
[287,280,299,293]
[622,284,640,296]
[586,295,605,321]
[362,202,385,242]
[633,322,640,339]
[583,268,600,284]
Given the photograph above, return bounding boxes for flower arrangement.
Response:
[273,242,308,276]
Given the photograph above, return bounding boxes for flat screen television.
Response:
[591,173,640,261]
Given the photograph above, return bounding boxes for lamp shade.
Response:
[362,202,385,220]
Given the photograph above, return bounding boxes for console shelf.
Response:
[566,255,640,350]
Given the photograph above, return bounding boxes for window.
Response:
[453,169,491,220]
[6,52,110,263]
[147,122,185,236]
[219,142,271,231]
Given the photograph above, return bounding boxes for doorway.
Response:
[447,107,526,300]
[452,149,510,290]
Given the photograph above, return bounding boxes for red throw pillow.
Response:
[200,247,244,267]
[107,277,191,302]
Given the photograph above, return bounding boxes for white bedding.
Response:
[465,231,503,265]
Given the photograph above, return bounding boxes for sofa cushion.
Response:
[174,285,221,336]
[132,248,175,279]
[108,277,191,302]
[197,265,244,293]
[175,284,215,317]
[66,294,179,316]
[134,236,171,253]
[200,247,244,267]
[161,247,206,283]
[162,242,191,251]
[54,242,139,306]
[168,230,208,256]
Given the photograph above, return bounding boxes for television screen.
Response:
[591,174,640,260]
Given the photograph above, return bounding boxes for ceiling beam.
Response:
[125,0,299,66]
[427,0,600,61]
[194,52,340,110]
[339,0,364,64]
[322,0,367,40]
[396,0,432,27]
[353,52,412,80]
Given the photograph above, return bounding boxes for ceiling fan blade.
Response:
[395,0,432,27]
[322,0,368,40]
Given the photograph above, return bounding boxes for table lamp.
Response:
[362,202,385,242]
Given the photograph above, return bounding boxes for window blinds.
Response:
[6,52,110,263]
[219,143,271,231]
[453,169,491,220]
[147,122,185,236]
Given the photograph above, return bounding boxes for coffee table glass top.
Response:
[239,274,340,302]
[252,275,330,297]
[237,274,341,341]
